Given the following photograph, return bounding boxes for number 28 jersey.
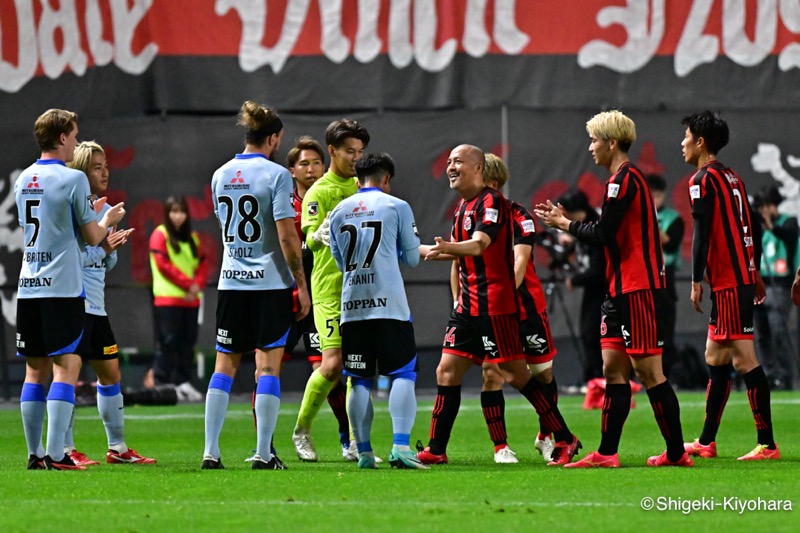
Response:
[212,153,296,291]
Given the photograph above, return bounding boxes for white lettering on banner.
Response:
[218,0,528,73]
[0,170,23,327]
[578,0,666,73]
[580,0,800,77]
[0,0,157,93]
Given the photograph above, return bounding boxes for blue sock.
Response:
[64,408,75,452]
[348,379,373,452]
[204,373,233,459]
[389,377,416,446]
[45,382,75,461]
[20,383,46,457]
[97,382,125,451]
[255,376,280,459]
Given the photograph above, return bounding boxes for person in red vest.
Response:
[148,196,209,401]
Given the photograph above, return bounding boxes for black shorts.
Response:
[441,311,523,364]
[709,284,755,341]
[16,297,84,357]
[284,313,321,363]
[216,289,294,354]
[76,314,119,360]
[341,319,417,378]
[600,289,666,357]
[521,309,557,365]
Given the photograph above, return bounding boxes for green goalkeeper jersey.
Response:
[301,170,358,301]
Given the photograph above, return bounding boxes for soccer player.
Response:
[203,100,309,470]
[329,152,427,470]
[292,119,370,462]
[417,144,581,466]
[479,153,569,464]
[16,109,126,470]
[62,141,153,466]
[680,110,779,461]
[284,137,352,458]
[535,110,692,468]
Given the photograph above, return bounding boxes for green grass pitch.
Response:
[0,391,797,532]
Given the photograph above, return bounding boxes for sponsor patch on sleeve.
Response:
[690,185,701,199]
[607,183,620,198]
[307,201,319,216]
[484,208,499,223]
[521,219,535,234]
[412,222,419,237]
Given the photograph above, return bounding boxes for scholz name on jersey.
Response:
[347,273,375,286]
[221,269,265,280]
[343,298,387,311]
[19,277,52,287]
[227,247,254,258]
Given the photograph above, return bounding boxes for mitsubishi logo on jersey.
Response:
[353,201,368,213]
[482,336,497,357]
[224,170,250,190]
[231,171,244,184]
[27,176,40,188]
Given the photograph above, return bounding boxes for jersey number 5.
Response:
[24,199,41,247]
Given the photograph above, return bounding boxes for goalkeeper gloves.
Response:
[311,215,331,247]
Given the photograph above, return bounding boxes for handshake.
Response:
[310,214,331,247]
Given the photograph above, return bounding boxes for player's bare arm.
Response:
[276,217,311,320]
[424,232,490,261]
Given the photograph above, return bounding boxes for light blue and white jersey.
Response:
[14,159,95,299]
[82,202,117,316]
[329,188,420,324]
[212,153,295,291]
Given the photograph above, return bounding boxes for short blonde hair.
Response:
[68,140,105,174]
[586,110,636,152]
[484,153,509,188]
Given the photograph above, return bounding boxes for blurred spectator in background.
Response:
[753,186,798,390]
[556,188,605,393]
[647,174,684,378]
[147,195,208,401]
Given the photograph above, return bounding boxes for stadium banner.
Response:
[1,0,799,117]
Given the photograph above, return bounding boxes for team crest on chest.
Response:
[463,215,472,231]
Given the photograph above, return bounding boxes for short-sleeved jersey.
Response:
[211,153,295,290]
[452,187,518,316]
[82,201,117,316]
[689,160,757,291]
[329,188,421,324]
[569,162,665,298]
[509,201,548,320]
[14,159,96,299]
[301,171,358,301]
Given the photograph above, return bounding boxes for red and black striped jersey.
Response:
[689,160,757,291]
[293,186,305,242]
[452,187,518,316]
[509,200,548,322]
[569,162,665,298]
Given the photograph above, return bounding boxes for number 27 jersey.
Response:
[212,153,295,291]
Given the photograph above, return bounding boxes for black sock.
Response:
[597,383,631,456]
[539,378,559,435]
[327,379,350,442]
[699,363,732,445]
[646,381,685,462]
[481,390,507,448]
[428,385,461,455]
[742,366,775,447]
[519,377,572,444]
